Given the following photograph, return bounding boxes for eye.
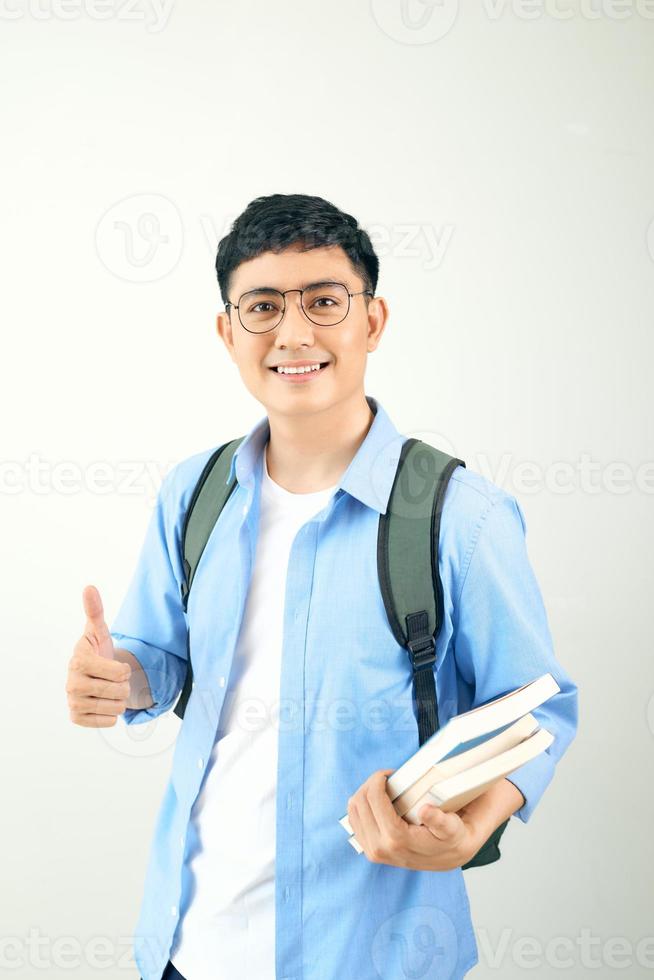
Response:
[311,296,336,308]
[251,302,277,314]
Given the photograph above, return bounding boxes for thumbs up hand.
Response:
[82,584,117,661]
[66,585,132,728]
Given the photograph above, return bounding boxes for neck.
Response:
[264,391,374,493]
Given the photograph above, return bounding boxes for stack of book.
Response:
[339,673,559,853]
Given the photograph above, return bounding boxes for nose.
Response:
[273,289,316,349]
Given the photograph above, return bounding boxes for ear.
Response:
[366,295,389,353]
[216,311,237,363]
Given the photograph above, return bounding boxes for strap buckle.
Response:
[406,635,436,670]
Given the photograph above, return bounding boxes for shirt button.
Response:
[219,675,226,687]
[179,835,185,847]
[197,758,204,769]
[171,906,177,917]
[284,886,290,902]
[286,793,293,810]
[294,609,301,623]
[242,504,248,516]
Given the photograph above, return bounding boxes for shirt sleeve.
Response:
[109,465,189,726]
[452,491,579,824]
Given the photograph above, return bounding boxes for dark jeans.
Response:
[140,961,186,980]
[162,962,186,980]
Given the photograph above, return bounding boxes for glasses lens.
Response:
[302,283,349,325]
[239,289,283,332]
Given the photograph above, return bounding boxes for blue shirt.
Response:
[111,394,578,980]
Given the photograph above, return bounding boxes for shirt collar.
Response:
[226,394,405,516]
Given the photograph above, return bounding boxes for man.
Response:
[66,193,578,980]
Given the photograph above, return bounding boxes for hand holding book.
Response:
[341,673,559,863]
[342,765,498,872]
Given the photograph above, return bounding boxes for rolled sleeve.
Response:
[453,491,579,824]
[109,466,189,725]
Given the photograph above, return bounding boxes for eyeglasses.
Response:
[225,280,374,334]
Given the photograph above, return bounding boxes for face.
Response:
[216,244,388,419]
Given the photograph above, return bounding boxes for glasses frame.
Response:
[225,280,374,334]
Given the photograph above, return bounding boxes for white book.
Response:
[339,672,559,852]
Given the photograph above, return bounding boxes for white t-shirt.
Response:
[171,445,339,980]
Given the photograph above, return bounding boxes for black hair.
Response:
[215,193,379,306]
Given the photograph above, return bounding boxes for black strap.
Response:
[405,610,438,745]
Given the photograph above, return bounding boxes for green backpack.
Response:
[173,435,509,870]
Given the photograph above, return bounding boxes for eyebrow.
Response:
[240,279,348,296]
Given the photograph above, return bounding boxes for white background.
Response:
[1,1,653,977]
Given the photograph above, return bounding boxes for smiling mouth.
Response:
[268,362,331,376]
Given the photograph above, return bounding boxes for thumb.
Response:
[418,802,462,840]
[82,584,114,660]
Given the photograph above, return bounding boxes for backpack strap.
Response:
[377,438,465,746]
[173,437,243,720]
[378,437,509,870]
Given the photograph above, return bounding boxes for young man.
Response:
[67,193,578,980]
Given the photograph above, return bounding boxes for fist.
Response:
[66,585,132,728]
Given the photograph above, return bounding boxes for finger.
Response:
[69,694,128,715]
[353,771,396,853]
[347,789,374,854]
[366,770,406,837]
[82,585,114,659]
[67,675,131,701]
[418,803,462,841]
[72,644,130,683]
[82,584,107,632]
[70,711,119,728]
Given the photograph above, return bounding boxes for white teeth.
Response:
[276,363,323,375]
